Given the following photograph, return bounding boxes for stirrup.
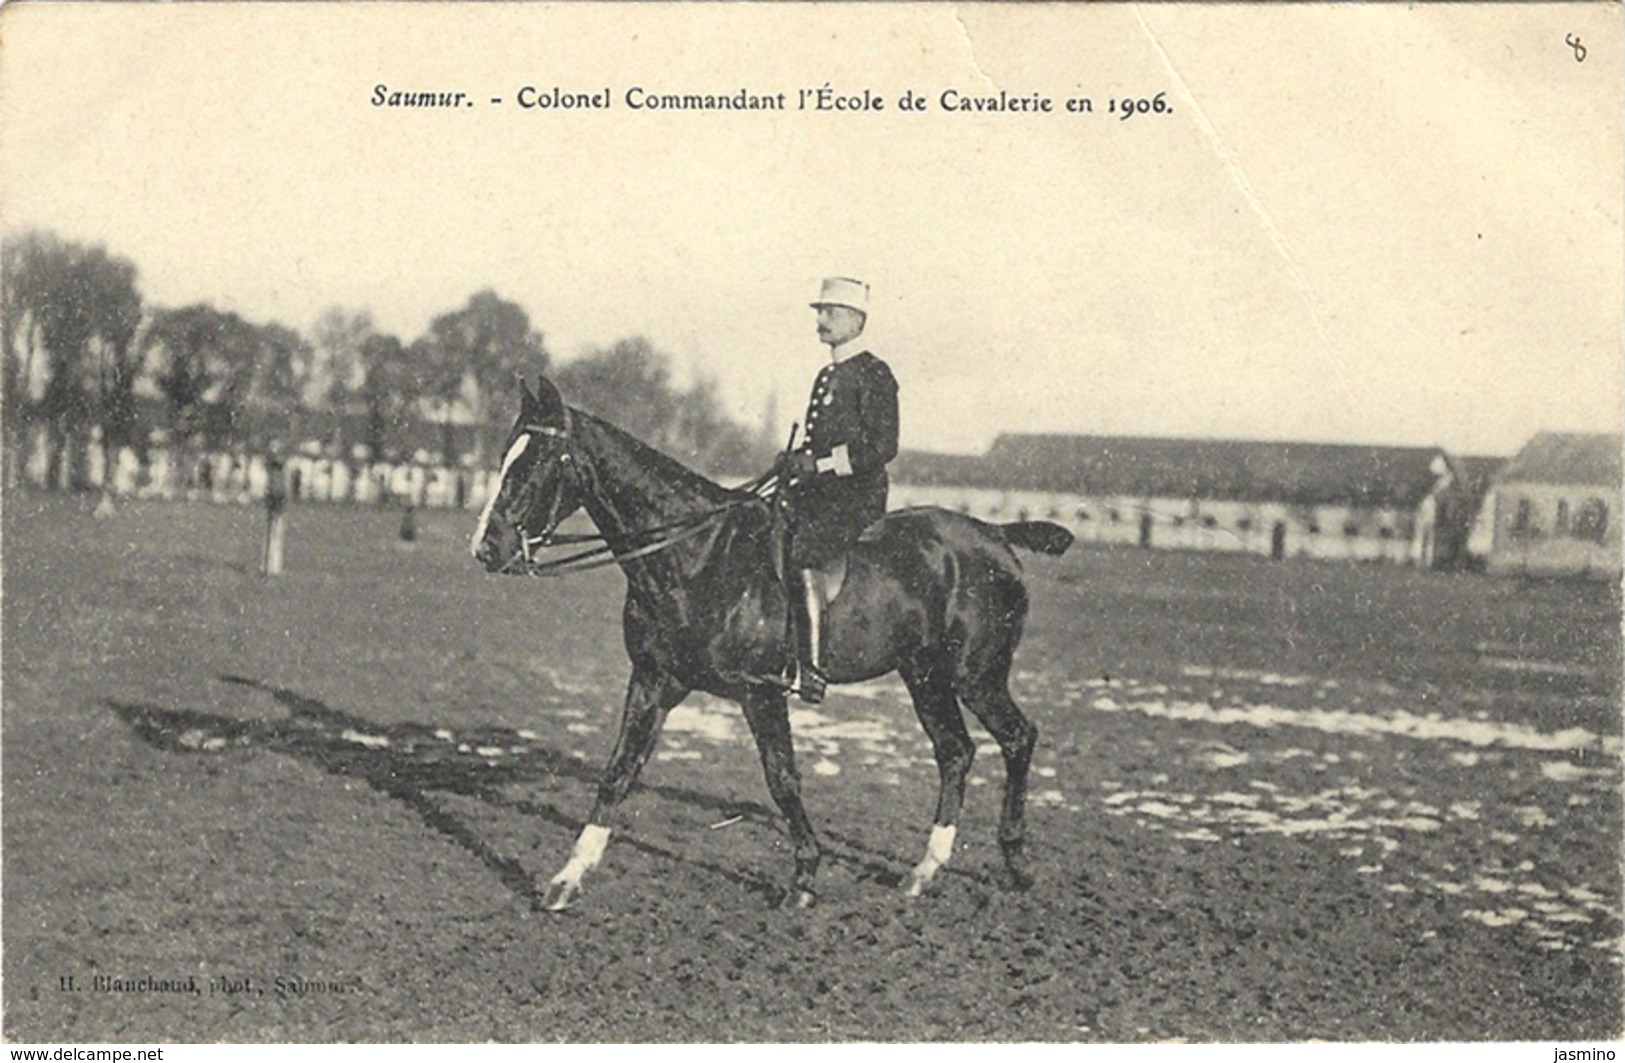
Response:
[795,662,828,705]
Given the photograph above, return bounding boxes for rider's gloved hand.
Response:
[777,451,818,479]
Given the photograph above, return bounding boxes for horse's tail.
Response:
[998,520,1074,557]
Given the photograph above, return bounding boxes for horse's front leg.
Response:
[740,686,822,909]
[539,668,688,912]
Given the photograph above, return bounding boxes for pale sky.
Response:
[3,2,1620,457]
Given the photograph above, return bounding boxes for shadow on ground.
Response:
[107,675,913,908]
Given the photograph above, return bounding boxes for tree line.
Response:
[2,228,772,491]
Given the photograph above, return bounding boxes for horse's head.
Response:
[470,375,586,573]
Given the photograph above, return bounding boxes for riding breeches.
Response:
[785,470,887,569]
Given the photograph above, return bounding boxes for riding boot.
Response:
[795,569,828,705]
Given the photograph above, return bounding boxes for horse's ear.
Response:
[516,372,538,413]
[532,375,566,425]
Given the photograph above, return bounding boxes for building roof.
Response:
[1495,431,1621,489]
[895,434,1452,509]
[890,449,990,488]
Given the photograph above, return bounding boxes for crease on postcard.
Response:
[1132,5,1353,393]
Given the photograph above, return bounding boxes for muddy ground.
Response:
[3,494,1619,1041]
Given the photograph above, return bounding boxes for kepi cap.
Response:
[810,277,869,314]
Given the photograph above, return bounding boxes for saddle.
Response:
[810,554,848,603]
[768,534,848,602]
[769,516,852,603]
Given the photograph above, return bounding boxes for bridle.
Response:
[510,421,577,570]
[495,412,778,578]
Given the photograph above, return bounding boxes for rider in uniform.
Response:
[778,277,899,704]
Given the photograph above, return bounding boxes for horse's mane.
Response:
[570,407,738,507]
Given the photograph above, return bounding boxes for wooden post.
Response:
[264,511,286,576]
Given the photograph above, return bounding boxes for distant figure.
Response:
[776,276,899,703]
[398,504,418,548]
[263,444,288,577]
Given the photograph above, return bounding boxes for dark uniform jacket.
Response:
[786,350,899,568]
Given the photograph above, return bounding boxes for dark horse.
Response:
[472,376,1073,910]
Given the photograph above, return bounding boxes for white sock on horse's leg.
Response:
[550,823,613,891]
[904,823,956,896]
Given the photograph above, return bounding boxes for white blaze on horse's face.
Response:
[469,433,534,559]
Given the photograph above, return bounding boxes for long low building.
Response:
[890,434,1487,568]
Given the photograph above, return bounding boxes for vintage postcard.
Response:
[2,1,1620,1052]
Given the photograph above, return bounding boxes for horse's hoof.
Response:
[1003,865,1036,892]
[537,878,580,912]
[902,874,931,898]
[779,886,818,910]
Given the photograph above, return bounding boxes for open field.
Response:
[3,491,1620,1042]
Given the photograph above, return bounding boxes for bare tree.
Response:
[143,304,260,454]
[249,322,314,447]
[311,306,374,451]
[357,332,420,460]
[554,336,678,445]
[1,230,145,489]
[420,290,546,461]
[554,337,766,476]
[2,233,48,486]
[82,247,145,466]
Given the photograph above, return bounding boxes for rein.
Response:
[517,503,749,578]
[505,418,779,579]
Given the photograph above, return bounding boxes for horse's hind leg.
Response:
[899,652,976,897]
[960,667,1039,891]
